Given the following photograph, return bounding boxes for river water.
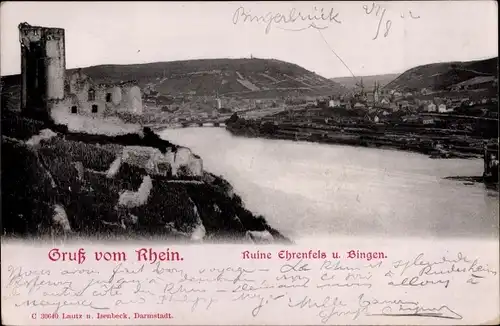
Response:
[159,128,499,240]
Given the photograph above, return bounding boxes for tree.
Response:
[261,122,277,135]
[227,112,239,124]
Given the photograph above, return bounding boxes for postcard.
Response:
[1,1,499,325]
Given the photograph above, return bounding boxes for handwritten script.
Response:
[231,4,421,40]
[363,2,420,40]
[232,6,341,34]
[2,243,498,325]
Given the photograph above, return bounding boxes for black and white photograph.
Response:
[1,1,498,244]
[1,2,499,326]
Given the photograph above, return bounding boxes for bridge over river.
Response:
[145,121,226,132]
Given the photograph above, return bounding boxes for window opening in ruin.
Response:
[25,42,46,109]
[92,104,98,113]
[88,89,95,101]
[71,106,77,114]
[106,93,112,102]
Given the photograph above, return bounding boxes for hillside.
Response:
[1,110,289,243]
[384,57,498,92]
[330,73,400,90]
[70,58,346,98]
[1,59,346,112]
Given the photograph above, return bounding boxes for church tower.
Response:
[374,81,380,103]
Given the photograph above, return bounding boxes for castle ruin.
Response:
[19,22,143,121]
[19,22,65,118]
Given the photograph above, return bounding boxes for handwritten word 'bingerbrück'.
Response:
[230,3,421,39]
[3,248,498,324]
[232,6,342,34]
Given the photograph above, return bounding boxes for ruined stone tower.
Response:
[19,22,66,118]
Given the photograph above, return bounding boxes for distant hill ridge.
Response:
[73,58,346,98]
[330,73,400,90]
[0,58,346,101]
[383,57,498,92]
[1,58,348,106]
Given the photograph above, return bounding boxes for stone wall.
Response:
[44,30,65,101]
[117,145,203,178]
[60,70,143,118]
[119,85,143,115]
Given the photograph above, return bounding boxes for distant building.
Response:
[427,103,437,112]
[421,88,431,95]
[398,100,410,110]
[315,98,329,108]
[354,102,366,109]
[328,99,341,108]
[438,104,447,113]
[380,97,390,105]
[402,115,419,123]
[433,97,443,104]
[389,103,399,111]
[373,81,381,103]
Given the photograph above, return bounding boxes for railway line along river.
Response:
[159,128,499,241]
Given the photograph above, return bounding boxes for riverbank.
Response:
[444,176,499,191]
[159,127,499,239]
[225,116,487,160]
[1,110,289,244]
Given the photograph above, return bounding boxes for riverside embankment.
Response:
[160,127,499,241]
[226,116,492,159]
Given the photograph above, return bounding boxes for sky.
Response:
[1,1,498,78]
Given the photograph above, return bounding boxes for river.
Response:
[159,128,499,240]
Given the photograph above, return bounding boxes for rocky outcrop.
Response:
[118,175,153,208]
[170,147,203,177]
[116,145,203,178]
[1,112,290,243]
[188,196,207,241]
[52,204,72,233]
[26,129,57,146]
